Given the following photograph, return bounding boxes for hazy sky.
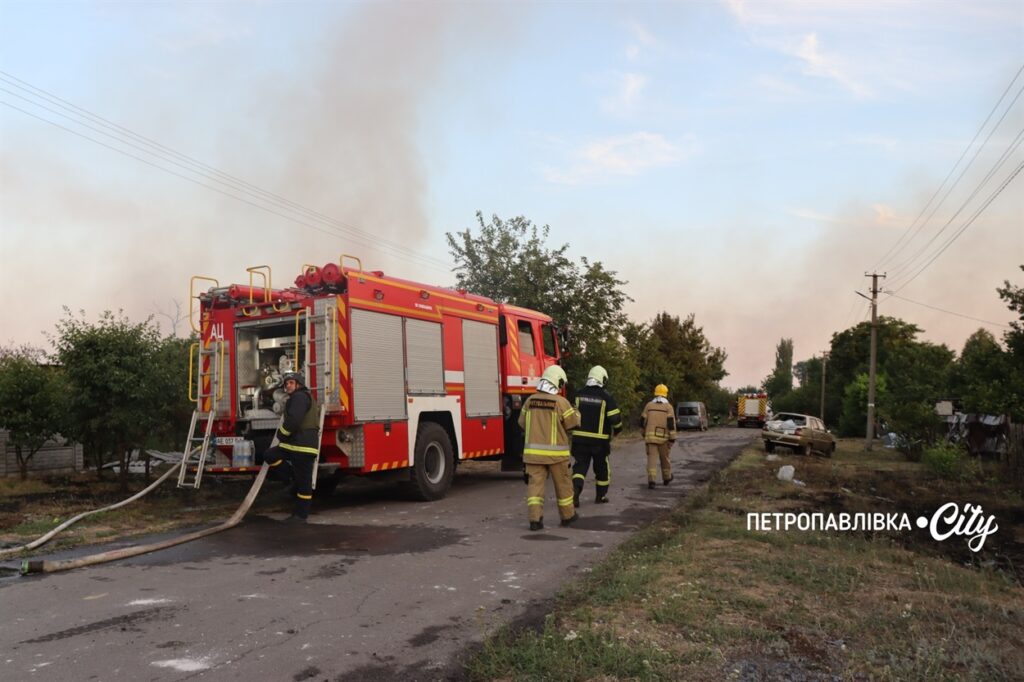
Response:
[1,0,1022,388]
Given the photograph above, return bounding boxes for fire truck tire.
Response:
[407,422,455,501]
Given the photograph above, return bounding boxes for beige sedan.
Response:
[762,412,836,456]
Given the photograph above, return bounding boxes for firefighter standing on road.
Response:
[519,365,581,531]
[264,372,320,523]
[641,384,676,489]
[570,365,622,506]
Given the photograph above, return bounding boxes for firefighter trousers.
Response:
[264,446,315,519]
[525,460,575,523]
[645,442,672,484]
[571,442,611,501]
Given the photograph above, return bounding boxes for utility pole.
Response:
[862,273,885,450]
[819,352,828,423]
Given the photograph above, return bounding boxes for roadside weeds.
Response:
[464,440,1024,681]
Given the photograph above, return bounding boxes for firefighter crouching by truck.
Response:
[570,365,622,506]
[263,372,320,523]
[519,365,582,531]
[641,383,676,489]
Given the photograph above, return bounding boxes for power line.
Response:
[886,123,1024,283]
[885,292,1010,329]
[872,63,1024,272]
[0,72,455,274]
[888,159,1024,294]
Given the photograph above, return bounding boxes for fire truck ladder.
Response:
[179,339,226,489]
[300,302,336,490]
[311,404,327,490]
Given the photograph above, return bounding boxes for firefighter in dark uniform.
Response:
[264,371,320,523]
[570,365,622,506]
[518,365,581,531]
[641,384,676,489]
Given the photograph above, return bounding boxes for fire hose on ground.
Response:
[20,464,269,575]
[0,461,184,560]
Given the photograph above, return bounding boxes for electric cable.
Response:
[885,292,1011,329]
[873,64,1024,272]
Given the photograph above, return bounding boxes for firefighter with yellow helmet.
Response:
[640,384,676,489]
[263,372,320,522]
[570,365,622,506]
[518,365,581,531]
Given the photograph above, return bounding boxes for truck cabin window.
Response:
[541,324,557,357]
[517,320,536,356]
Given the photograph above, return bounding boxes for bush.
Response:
[921,442,964,478]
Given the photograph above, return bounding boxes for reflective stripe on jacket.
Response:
[518,392,581,464]
[572,385,622,442]
[278,388,320,455]
[641,399,676,444]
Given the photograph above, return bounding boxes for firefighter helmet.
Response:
[587,365,609,386]
[282,372,306,387]
[654,384,669,397]
[541,365,567,389]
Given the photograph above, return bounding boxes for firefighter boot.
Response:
[530,518,544,531]
[572,478,584,508]
[560,514,579,527]
[648,481,656,490]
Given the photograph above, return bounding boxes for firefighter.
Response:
[570,365,622,506]
[518,365,581,531]
[263,371,320,523]
[641,384,676,489]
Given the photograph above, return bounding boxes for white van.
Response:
[676,401,708,431]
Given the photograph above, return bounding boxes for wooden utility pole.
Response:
[819,352,828,423]
[864,273,885,450]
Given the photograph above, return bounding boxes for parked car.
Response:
[676,401,708,431]
[762,412,836,456]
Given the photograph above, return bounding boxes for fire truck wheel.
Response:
[407,422,455,501]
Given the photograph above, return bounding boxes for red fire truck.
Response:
[184,256,564,501]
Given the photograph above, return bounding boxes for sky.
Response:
[1,0,1022,389]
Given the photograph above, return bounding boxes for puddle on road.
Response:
[121,517,467,567]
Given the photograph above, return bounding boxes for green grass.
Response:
[464,439,1024,681]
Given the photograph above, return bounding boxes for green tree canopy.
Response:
[52,309,190,489]
[762,338,794,397]
[0,346,67,479]
[446,211,631,389]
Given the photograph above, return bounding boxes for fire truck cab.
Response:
[188,258,563,501]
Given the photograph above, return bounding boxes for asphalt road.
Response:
[0,427,754,681]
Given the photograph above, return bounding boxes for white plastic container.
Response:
[232,440,255,467]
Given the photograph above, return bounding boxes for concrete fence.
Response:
[0,429,85,477]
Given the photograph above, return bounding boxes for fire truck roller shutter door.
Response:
[405,319,445,395]
[350,309,407,422]
[462,320,501,418]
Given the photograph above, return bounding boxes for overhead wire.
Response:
[0,72,455,275]
[888,159,1024,295]
[884,292,1010,329]
[886,124,1024,284]
[872,63,1024,272]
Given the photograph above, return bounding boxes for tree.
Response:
[954,329,1007,415]
[996,265,1024,357]
[447,211,631,386]
[826,317,922,431]
[880,341,955,458]
[649,312,727,398]
[0,347,67,479]
[53,309,188,490]
[763,338,794,397]
[839,373,885,438]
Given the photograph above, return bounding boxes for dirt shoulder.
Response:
[464,439,1024,681]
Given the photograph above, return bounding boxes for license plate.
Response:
[215,437,245,446]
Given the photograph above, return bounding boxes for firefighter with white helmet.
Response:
[263,371,320,522]
[570,365,622,506]
[518,365,581,531]
[641,383,676,489]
